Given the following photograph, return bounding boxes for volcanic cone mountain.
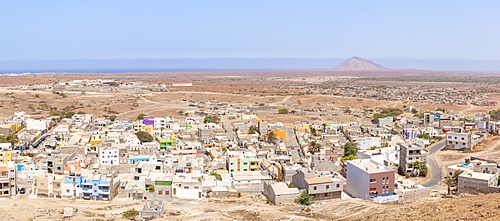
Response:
[333,57,389,70]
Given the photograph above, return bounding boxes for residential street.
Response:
[423,140,445,188]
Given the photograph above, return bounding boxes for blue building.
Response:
[80,174,119,201]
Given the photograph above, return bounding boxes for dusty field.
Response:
[4,191,500,221]
[0,87,496,125]
[319,193,500,221]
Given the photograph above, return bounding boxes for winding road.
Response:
[423,140,446,188]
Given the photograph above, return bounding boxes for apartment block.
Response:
[0,162,17,197]
[47,152,76,174]
[399,143,428,175]
[347,159,395,200]
[99,148,119,165]
[227,151,260,173]
[81,173,120,201]
[445,132,487,151]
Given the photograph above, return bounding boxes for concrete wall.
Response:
[458,175,500,195]
[397,188,431,203]
[346,162,370,199]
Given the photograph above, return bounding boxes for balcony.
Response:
[82,188,95,193]
[97,188,110,194]
[408,150,428,156]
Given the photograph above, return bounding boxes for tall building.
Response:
[0,161,17,197]
[399,143,428,175]
[347,159,395,200]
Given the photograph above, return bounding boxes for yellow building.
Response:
[133,123,154,135]
[267,129,287,141]
[0,150,13,164]
[294,124,310,133]
[89,133,104,149]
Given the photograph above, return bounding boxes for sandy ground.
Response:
[4,191,500,221]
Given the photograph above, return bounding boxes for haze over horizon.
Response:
[1,1,499,72]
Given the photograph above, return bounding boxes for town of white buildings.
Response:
[1,80,500,219]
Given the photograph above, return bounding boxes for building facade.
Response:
[0,162,17,197]
[347,159,395,200]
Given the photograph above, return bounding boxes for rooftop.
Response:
[272,182,300,195]
[349,159,393,173]
[305,177,333,185]
[460,171,496,181]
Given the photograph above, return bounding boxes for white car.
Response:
[27,178,34,183]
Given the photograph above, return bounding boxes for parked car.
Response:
[19,188,26,194]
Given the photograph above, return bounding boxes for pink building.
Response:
[346,159,396,202]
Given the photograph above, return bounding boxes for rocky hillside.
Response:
[312,193,500,220]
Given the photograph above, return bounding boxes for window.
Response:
[165,191,170,195]
[155,166,161,170]
[336,184,340,188]
[324,193,328,197]
[66,189,70,193]
[243,162,248,165]
[409,158,413,160]
[461,137,465,140]
[326,185,329,189]
[158,191,162,195]
[313,186,317,190]
[370,178,376,183]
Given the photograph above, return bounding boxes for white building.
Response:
[355,137,382,150]
[152,117,175,129]
[378,117,393,127]
[172,82,193,87]
[242,114,258,119]
[445,132,487,151]
[477,121,500,134]
[172,174,203,200]
[99,148,119,165]
[26,119,49,130]
[356,146,399,166]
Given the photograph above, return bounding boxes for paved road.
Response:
[423,140,446,188]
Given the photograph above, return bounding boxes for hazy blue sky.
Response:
[1,1,499,61]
